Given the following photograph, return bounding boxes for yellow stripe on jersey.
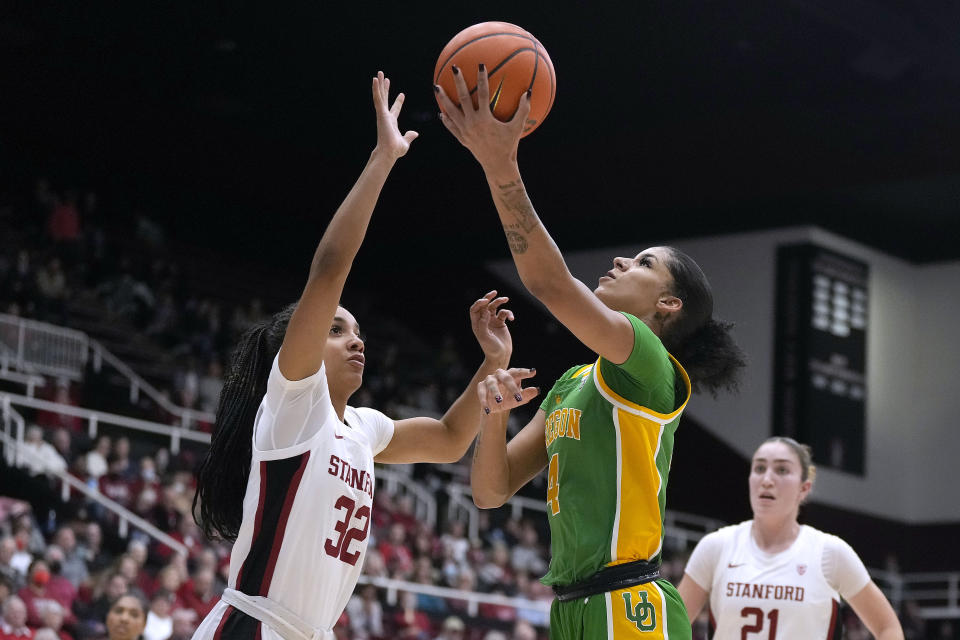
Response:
[572,364,594,379]
[607,583,667,639]
[593,355,692,422]
[610,409,665,564]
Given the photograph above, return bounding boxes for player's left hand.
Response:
[372,71,419,160]
[436,65,530,171]
[470,290,513,366]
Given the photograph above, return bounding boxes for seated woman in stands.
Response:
[191,72,521,640]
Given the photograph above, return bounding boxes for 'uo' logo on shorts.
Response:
[622,591,657,631]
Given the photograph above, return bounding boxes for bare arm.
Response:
[846,582,904,640]
[470,368,547,508]
[677,574,710,623]
[376,292,519,464]
[278,72,417,381]
[437,69,635,365]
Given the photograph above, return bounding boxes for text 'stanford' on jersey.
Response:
[539,313,691,587]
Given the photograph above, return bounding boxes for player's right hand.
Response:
[477,368,539,416]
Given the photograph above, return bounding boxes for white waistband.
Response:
[221,588,334,640]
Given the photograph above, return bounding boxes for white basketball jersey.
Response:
[685,521,870,640]
[195,357,394,639]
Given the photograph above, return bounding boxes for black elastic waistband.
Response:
[552,559,661,602]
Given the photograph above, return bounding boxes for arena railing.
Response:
[356,574,551,620]
[0,392,211,455]
[375,467,438,531]
[0,313,215,428]
[871,568,960,620]
[0,313,89,380]
[446,481,724,549]
[0,405,189,556]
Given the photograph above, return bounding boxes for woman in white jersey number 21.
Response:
[678,437,903,639]
[190,72,525,640]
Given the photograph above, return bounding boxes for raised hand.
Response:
[372,71,419,160]
[470,290,514,365]
[435,65,531,171]
[477,368,538,415]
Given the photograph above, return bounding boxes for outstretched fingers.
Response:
[477,368,539,415]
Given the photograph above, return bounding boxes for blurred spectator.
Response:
[177,567,218,620]
[39,548,77,623]
[0,537,24,589]
[361,550,388,579]
[35,258,67,322]
[18,426,67,476]
[196,361,223,414]
[84,437,111,480]
[47,191,81,249]
[75,572,127,630]
[0,574,15,603]
[11,513,45,564]
[392,591,431,639]
[345,583,384,640]
[0,595,32,640]
[18,560,66,628]
[110,438,135,480]
[36,600,71,640]
[142,589,175,640]
[35,383,83,435]
[478,542,514,593]
[167,608,197,640]
[510,522,547,577]
[104,594,147,640]
[49,431,74,468]
[412,557,446,616]
[31,631,57,640]
[901,600,927,639]
[432,616,465,640]
[378,523,414,579]
[481,632,507,640]
[439,521,469,567]
[511,620,537,640]
[78,523,110,574]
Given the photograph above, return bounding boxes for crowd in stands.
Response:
[2,179,952,639]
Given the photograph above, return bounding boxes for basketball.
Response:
[434,22,556,137]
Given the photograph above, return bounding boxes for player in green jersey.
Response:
[437,69,746,639]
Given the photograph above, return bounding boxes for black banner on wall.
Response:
[773,244,869,475]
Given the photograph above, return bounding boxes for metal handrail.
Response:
[0,408,188,555]
[375,467,437,530]
[88,339,215,428]
[356,574,551,619]
[0,313,215,428]
[0,393,210,454]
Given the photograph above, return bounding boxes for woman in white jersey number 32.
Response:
[190,72,525,640]
[678,437,903,639]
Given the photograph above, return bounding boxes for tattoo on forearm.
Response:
[505,230,529,255]
[497,182,538,233]
[472,430,483,466]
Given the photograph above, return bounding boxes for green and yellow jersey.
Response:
[539,312,691,587]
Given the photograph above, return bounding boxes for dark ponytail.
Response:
[661,248,746,397]
[193,304,295,541]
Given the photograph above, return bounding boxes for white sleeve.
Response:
[821,534,871,599]
[349,407,395,456]
[683,530,725,592]
[255,355,332,450]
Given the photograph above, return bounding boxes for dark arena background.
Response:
[1,2,958,639]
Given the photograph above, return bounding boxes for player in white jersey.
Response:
[678,437,903,639]
[190,72,524,640]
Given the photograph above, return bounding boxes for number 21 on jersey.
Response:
[547,453,560,515]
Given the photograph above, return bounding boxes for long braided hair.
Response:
[193,304,295,541]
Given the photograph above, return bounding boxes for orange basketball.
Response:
[434,22,556,137]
